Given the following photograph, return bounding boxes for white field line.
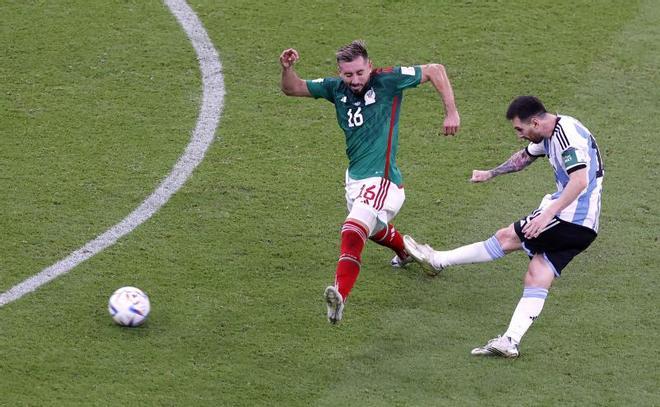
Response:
[0,0,224,307]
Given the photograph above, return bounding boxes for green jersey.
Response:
[306,66,422,186]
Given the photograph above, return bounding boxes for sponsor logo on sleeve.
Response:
[401,66,415,76]
[562,148,580,167]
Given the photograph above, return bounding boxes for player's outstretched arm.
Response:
[471,148,537,183]
[280,48,311,97]
[420,63,460,135]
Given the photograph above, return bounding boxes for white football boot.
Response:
[403,235,443,276]
[471,335,520,358]
[324,285,344,324]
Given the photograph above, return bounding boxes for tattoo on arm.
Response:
[489,149,536,177]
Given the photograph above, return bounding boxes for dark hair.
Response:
[336,40,368,64]
[506,96,547,121]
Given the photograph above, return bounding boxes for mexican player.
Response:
[279,40,460,324]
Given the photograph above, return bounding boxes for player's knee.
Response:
[524,271,553,289]
[524,256,554,288]
[494,224,519,251]
[347,202,378,236]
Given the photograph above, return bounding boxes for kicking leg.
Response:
[404,223,521,273]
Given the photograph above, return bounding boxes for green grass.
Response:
[0,0,658,405]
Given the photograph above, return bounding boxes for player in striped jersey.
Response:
[279,40,460,324]
[404,96,604,357]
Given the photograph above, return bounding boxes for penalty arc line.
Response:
[0,0,225,307]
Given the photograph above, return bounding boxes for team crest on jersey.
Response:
[340,96,347,103]
[364,88,376,105]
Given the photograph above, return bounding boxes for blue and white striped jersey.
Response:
[526,115,604,232]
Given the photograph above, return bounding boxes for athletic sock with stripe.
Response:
[335,220,368,300]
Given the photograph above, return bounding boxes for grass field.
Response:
[1,0,658,405]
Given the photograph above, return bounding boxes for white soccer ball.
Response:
[108,286,150,327]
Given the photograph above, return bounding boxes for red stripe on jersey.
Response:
[384,95,399,180]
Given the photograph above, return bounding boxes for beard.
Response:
[350,84,366,95]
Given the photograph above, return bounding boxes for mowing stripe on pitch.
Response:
[0,0,225,307]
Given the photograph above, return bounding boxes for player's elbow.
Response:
[428,63,446,76]
[422,63,447,83]
[280,82,294,95]
[282,86,303,97]
[578,177,588,192]
[281,80,307,96]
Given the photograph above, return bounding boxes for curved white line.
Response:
[0,0,224,307]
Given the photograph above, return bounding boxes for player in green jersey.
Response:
[280,40,460,324]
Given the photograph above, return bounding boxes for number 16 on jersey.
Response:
[347,107,364,128]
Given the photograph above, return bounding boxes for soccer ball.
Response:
[108,286,150,327]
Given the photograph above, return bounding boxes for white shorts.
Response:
[344,171,405,236]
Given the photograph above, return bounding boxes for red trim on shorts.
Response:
[374,178,390,211]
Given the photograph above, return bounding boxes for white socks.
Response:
[504,287,549,344]
[432,235,505,268]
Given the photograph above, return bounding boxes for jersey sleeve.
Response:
[305,77,339,102]
[557,119,589,174]
[561,147,587,174]
[526,142,546,157]
[377,66,422,92]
